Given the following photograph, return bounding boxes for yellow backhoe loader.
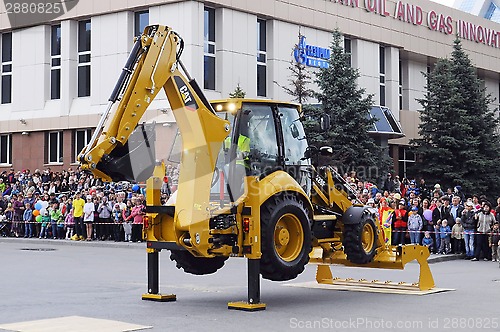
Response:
[79,25,434,311]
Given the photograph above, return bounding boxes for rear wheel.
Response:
[169,250,228,275]
[343,213,378,264]
[260,195,312,281]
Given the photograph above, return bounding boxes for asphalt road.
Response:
[0,238,499,332]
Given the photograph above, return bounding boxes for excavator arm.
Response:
[79,25,230,254]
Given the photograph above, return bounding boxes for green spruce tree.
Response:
[410,59,473,189]
[306,29,389,181]
[229,83,246,98]
[449,39,500,197]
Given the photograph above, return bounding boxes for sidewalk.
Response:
[0,236,144,249]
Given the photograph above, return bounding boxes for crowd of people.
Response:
[1,167,499,265]
[347,172,500,263]
[0,167,176,242]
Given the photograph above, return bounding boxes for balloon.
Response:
[132,184,140,192]
[41,201,49,209]
[33,210,40,217]
[35,202,42,210]
[40,208,47,216]
[423,209,432,221]
[35,215,42,222]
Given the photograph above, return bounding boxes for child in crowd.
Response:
[23,202,33,238]
[439,220,452,254]
[123,218,132,242]
[57,213,65,239]
[39,211,50,239]
[451,218,464,254]
[49,202,62,240]
[112,203,123,242]
[407,206,423,244]
[490,221,500,262]
[422,231,433,252]
[65,208,75,240]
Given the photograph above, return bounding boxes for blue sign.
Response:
[294,36,330,68]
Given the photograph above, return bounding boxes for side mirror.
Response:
[320,113,331,131]
[319,146,333,156]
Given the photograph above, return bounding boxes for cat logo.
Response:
[180,85,193,104]
[174,76,198,111]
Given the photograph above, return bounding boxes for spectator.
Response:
[434,221,442,255]
[461,201,477,260]
[392,200,408,246]
[407,206,423,244]
[23,202,33,238]
[97,196,113,241]
[433,183,444,198]
[472,201,495,261]
[490,221,499,262]
[438,220,451,254]
[12,194,25,237]
[422,231,433,252]
[418,178,430,200]
[112,203,123,242]
[451,218,464,254]
[72,192,85,241]
[83,195,95,241]
[449,196,463,228]
[129,199,145,242]
[65,209,75,240]
[39,210,50,239]
[49,202,61,239]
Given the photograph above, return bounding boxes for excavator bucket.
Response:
[310,244,435,292]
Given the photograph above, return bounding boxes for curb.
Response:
[0,237,145,250]
[427,253,464,264]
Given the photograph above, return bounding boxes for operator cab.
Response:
[210,99,311,202]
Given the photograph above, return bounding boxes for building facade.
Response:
[0,0,499,178]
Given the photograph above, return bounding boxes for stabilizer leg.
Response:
[142,249,176,302]
[228,259,266,311]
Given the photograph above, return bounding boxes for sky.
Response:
[429,0,455,7]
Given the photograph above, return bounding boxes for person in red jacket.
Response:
[392,200,408,246]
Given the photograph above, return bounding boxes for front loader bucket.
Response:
[310,244,435,291]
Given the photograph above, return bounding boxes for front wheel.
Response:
[343,214,378,264]
[260,194,312,281]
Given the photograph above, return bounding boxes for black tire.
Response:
[343,213,378,264]
[260,194,312,281]
[169,250,228,275]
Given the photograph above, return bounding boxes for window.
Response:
[344,37,352,67]
[379,46,385,106]
[51,25,61,100]
[204,7,215,90]
[257,19,266,97]
[398,146,416,179]
[47,131,63,164]
[74,129,91,162]
[485,2,500,23]
[78,20,91,97]
[1,32,12,104]
[134,10,149,36]
[0,134,12,165]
